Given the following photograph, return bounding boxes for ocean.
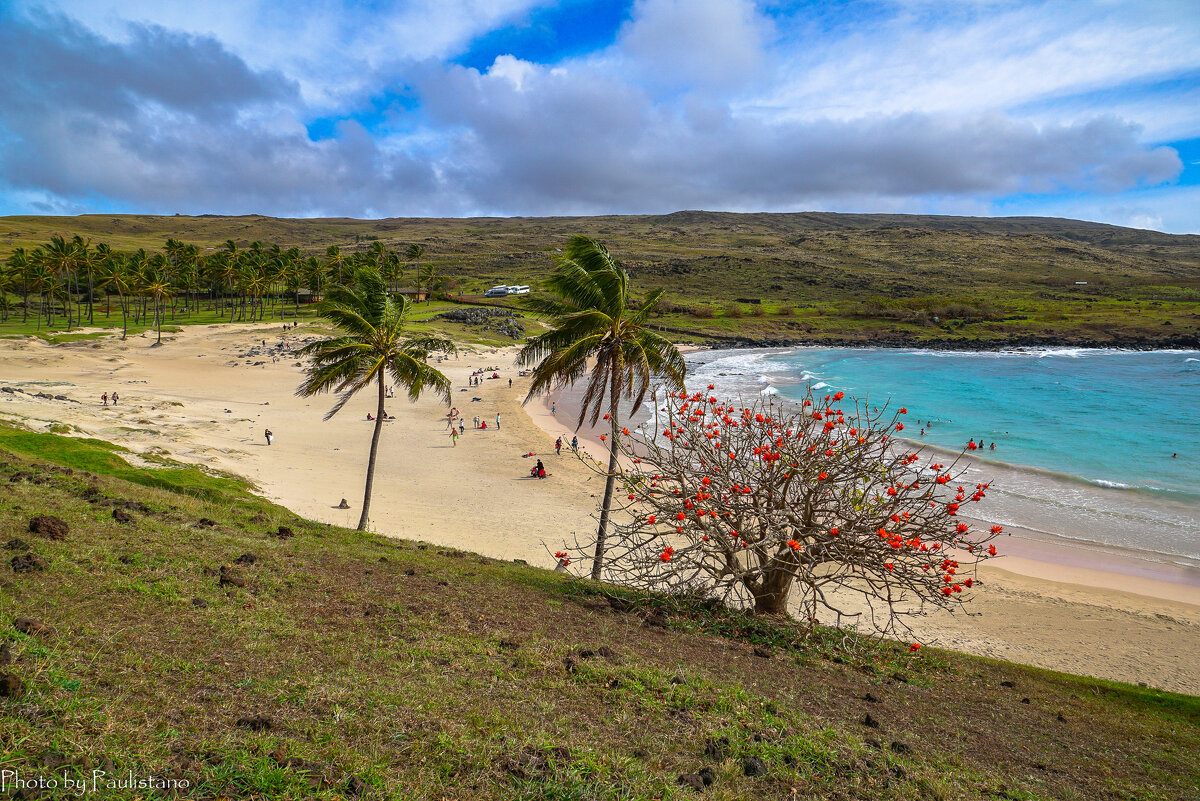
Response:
[682,347,1200,567]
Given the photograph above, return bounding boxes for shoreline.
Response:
[2,324,1198,694]
[530,372,1200,605]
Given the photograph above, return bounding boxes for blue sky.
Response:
[1,0,1198,232]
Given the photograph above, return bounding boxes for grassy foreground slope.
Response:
[1,426,1197,800]
[2,211,1198,345]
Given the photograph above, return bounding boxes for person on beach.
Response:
[111,392,118,405]
[367,413,374,421]
[459,419,465,435]
[508,378,512,388]
[551,402,556,415]
[571,436,578,451]
[101,392,108,407]
[555,437,562,455]
[496,414,501,430]
[265,428,273,446]
[473,416,479,429]
[450,429,458,447]
[990,442,996,450]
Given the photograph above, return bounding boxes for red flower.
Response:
[600,434,607,441]
[895,423,904,431]
[909,643,920,652]
[555,551,567,559]
[964,577,974,588]
[899,407,907,414]
[988,544,997,556]
[990,525,1003,534]
[787,539,801,551]
[885,562,894,571]
[829,527,839,536]
[647,515,656,524]
[818,471,828,481]
[946,503,959,515]
[603,413,611,420]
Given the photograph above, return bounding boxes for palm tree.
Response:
[517,235,686,580]
[5,248,32,324]
[296,268,455,531]
[43,235,79,329]
[95,252,135,339]
[142,254,174,344]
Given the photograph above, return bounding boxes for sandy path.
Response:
[1,323,1197,695]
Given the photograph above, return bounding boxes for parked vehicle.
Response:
[484,286,510,297]
[508,285,531,295]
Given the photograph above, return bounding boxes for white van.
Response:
[509,285,531,295]
[483,286,509,298]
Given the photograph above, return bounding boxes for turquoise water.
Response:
[685,347,1200,563]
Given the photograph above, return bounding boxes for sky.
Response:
[1,0,1198,232]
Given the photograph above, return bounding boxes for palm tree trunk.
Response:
[591,386,622,581]
[357,375,387,530]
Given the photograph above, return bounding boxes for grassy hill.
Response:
[2,211,1198,346]
[0,425,1197,799]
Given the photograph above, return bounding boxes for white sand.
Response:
[2,323,1197,695]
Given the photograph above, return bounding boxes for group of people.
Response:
[100,391,120,406]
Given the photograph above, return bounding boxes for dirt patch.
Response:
[28,514,68,540]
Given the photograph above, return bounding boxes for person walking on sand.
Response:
[101,392,108,407]
[450,429,458,447]
[265,428,273,446]
[111,391,118,405]
[459,419,465,435]
[571,435,578,451]
[555,437,562,456]
[496,413,501,430]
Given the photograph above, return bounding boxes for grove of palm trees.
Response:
[0,234,441,339]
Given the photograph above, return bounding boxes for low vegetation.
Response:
[1,425,1197,799]
[1,211,1197,346]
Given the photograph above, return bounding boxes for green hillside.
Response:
[2,211,1198,345]
[0,426,1197,799]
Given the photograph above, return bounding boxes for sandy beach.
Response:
[2,322,1198,695]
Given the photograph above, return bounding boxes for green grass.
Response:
[2,211,1198,346]
[0,425,1197,799]
[0,427,258,505]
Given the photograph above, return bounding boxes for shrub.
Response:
[560,389,1001,634]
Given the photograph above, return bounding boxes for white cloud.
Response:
[617,0,771,92]
[0,0,1196,230]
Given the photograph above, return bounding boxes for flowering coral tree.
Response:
[562,386,1003,634]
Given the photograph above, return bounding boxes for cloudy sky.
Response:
[2,0,1198,232]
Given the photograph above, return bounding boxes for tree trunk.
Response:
[591,380,622,581]
[751,568,794,615]
[357,375,388,530]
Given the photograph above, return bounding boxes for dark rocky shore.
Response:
[684,332,1200,352]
